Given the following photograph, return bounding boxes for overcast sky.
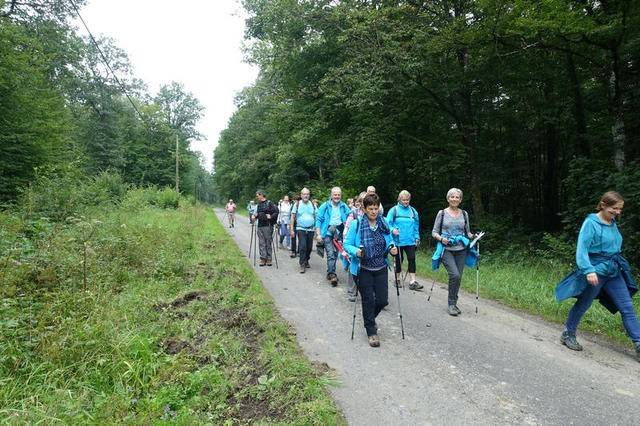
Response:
[78,0,259,170]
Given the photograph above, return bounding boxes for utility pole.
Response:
[175,134,179,193]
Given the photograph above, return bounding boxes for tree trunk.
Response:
[566,53,590,158]
[609,52,626,171]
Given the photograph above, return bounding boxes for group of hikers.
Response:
[225,188,639,361]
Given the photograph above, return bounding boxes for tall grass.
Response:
[1,187,343,423]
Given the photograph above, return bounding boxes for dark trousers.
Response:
[357,267,389,336]
[394,245,416,273]
[296,230,314,266]
[442,249,467,306]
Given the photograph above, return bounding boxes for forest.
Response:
[1,0,215,206]
[214,0,640,268]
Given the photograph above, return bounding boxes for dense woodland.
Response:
[0,0,215,207]
[214,0,640,268]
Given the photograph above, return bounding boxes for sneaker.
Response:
[455,305,462,314]
[299,264,306,274]
[259,259,266,267]
[561,331,583,351]
[290,253,297,258]
[305,262,310,268]
[448,305,459,316]
[279,243,285,250]
[329,273,338,287]
[409,281,423,290]
[266,261,273,267]
[368,335,380,347]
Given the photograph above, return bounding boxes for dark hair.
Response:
[293,195,301,201]
[362,193,380,208]
[597,191,624,210]
[256,189,266,197]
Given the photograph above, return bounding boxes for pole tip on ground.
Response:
[425,322,432,327]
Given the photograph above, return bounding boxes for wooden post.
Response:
[175,134,179,193]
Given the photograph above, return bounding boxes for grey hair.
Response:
[446,188,462,200]
[331,187,341,194]
[256,189,266,197]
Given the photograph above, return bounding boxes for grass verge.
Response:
[0,205,344,424]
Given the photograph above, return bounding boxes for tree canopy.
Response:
[0,0,214,203]
[214,0,640,266]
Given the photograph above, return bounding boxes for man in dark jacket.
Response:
[252,189,279,266]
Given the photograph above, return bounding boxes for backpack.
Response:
[323,200,349,222]
[392,205,417,223]
[438,209,468,236]
[294,200,317,215]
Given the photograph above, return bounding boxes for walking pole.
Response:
[393,247,405,339]
[271,225,279,269]
[427,249,445,302]
[475,242,480,314]
[352,246,363,340]
[351,287,358,340]
[468,232,484,314]
[249,221,255,258]
[253,222,258,267]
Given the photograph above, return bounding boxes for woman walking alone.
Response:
[432,188,475,316]
[344,193,398,347]
[555,191,640,361]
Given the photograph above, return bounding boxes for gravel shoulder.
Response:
[216,209,640,425]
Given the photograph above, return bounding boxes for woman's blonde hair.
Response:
[397,190,411,201]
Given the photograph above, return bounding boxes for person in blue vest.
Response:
[290,188,317,274]
[387,190,422,290]
[344,192,398,347]
[555,191,639,360]
[315,187,350,286]
[246,200,257,224]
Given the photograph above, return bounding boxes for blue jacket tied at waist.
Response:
[555,253,637,314]
[431,235,478,271]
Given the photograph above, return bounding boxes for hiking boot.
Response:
[448,305,459,316]
[299,264,306,274]
[409,281,423,290]
[259,259,266,267]
[368,335,380,347]
[455,305,462,314]
[329,274,338,287]
[561,331,583,351]
[305,261,310,268]
[266,261,273,267]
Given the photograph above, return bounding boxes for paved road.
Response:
[216,209,640,425]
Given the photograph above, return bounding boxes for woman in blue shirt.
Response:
[387,190,421,290]
[344,193,398,347]
[556,191,639,361]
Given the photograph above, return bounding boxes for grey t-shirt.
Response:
[431,209,471,251]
